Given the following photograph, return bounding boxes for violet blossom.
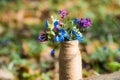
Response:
[59,9,68,19]
[78,18,92,28]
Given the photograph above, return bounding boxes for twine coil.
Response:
[59,40,82,80]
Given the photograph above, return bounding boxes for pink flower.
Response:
[59,9,68,19]
[59,21,63,26]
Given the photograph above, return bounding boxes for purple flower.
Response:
[59,10,68,19]
[54,27,59,31]
[78,18,92,28]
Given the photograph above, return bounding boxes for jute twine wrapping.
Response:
[59,40,82,80]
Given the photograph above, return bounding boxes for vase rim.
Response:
[61,40,78,43]
[60,40,79,45]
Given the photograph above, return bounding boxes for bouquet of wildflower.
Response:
[38,10,92,56]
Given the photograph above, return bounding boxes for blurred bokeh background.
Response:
[0,0,120,80]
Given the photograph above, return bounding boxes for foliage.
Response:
[0,0,120,80]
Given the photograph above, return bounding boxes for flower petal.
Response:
[59,9,68,19]
[71,30,77,35]
[38,36,43,42]
[50,49,55,57]
[53,36,59,42]
[59,35,64,42]
[76,34,83,42]
[53,20,59,28]
[46,20,49,28]
[59,29,67,36]
[38,33,46,42]
[73,18,79,24]
[78,18,92,28]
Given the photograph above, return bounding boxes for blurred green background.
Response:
[0,0,120,80]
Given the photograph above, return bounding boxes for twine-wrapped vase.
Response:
[59,40,82,80]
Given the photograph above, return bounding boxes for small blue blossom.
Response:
[59,29,67,36]
[53,36,60,42]
[54,27,59,31]
[73,18,79,24]
[76,34,83,42]
[71,30,77,35]
[59,35,64,42]
[46,20,49,28]
[54,20,59,28]
[38,33,46,42]
[50,49,55,57]
[38,36,43,42]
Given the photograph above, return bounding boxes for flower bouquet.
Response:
[38,9,92,80]
[38,10,92,55]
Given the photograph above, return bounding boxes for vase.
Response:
[59,40,82,80]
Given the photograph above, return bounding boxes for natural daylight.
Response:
[0,0,120,80]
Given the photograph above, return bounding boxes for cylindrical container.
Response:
[59,40,82,80]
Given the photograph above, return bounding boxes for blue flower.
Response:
[59,29,67,36]
[65,35,70,41]
[71,30,77,35]
[38,33,46,42]
[54,20,59,28]
[73,18,79,24]
[50,49,55,57]
[59,35,64,42]
[46,20,49,28]
[53,36,60,42]
[76,34,83,42]
[38,36,43,42]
